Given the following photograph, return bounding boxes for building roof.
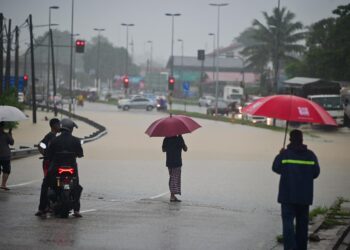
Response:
[205,71,259,84]
[284,77,321,85]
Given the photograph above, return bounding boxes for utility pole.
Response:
[50,29,57,116]
[0,13,3,95]
[29,14,37,123]
[69,0,74,113]
[14,26,19,96]
[5,18,11,92]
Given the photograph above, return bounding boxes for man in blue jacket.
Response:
[272,129,320,250]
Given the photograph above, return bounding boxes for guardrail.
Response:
[11,105,107,160]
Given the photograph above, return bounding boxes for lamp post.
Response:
[208,32,216,88]
[69,0,74,112]
[121,23,134,76]
[146,40,153,74]
[47,5,59,110]
[209,2,228,116]
[177,39,184,82]
[165,13,181,78]
[93,28,105,95]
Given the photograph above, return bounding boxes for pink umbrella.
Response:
[145,114,201,137]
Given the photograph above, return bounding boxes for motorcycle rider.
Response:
[35,118,84,218]
[38,118,61,176]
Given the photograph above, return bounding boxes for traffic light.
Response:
[197,49,205,61]
[23,74,28,87]
[123,76,129,89]
[75,40,85,53]
[168,76,175,91]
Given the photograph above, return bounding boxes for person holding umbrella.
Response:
[162,135,188,202]
[272,129,320,250]
[0,121,14,190]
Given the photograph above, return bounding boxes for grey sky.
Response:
[1,0,349,65]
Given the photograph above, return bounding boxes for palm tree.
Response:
[241,7,305,93]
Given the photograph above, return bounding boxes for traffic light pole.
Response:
[29,14,37,124]
[50,28,58,116]
[0,13,3,95]
[14,26,19,96]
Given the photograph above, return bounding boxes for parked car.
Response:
[242,102,267,124]
[207,100,230,116]
[119,97,155,111]
[198,95,215,107]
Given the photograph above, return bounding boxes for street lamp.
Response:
[93,28,105,95]
[69,0,74,112]
[165,13,181,78]
[47,5,59,109]
[177,39,184,84]
[121,23,134,76]
[146,40,153,74]
[208,32,216,87]
[209,3,229,116]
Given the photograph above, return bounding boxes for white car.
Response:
[198,95,215,107]
[119,97,155,111]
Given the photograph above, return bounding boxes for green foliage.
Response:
[309,206,328,220]
[83,35,140,82]
[239,7,305,94]
[286,4,350,81]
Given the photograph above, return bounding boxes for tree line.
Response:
[237,3,350,94]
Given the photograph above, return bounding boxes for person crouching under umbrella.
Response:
[162,135,187,202]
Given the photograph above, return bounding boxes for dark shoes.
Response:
[73,211,82,218]
[35,210,47,218]
[170,198,182,202]
[0,186,10,191]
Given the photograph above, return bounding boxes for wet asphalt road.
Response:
[1,102,349,250]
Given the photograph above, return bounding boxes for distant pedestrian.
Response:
[0,121,14,191]
[272,129,320,250]
[162,135,187,202]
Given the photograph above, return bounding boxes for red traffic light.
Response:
[168,76,175,84]
[123,77,129,84]
[123,76,129,88]
[75,40,85,46]
[75,39,86,53]
[168,76,175,91]
[23,74,28,81]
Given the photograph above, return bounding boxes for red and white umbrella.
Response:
[242,95,337,147]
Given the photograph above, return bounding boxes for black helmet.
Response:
[60,118,78,132]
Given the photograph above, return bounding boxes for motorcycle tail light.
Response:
[58,167,75,175]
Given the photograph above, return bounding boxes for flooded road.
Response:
[1,102,349,249]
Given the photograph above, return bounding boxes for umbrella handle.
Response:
[283,121,289,149]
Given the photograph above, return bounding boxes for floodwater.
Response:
[2,102,349,250]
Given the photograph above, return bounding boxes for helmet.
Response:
[60,118,78,132]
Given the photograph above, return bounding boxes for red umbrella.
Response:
[145,114,201,137]
[242,95,337,147]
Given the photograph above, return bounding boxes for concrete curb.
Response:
[11,105,107,160]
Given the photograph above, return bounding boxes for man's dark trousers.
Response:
[282,203,309,250]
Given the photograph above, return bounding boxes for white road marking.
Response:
[81,191,170,214]
[150,191,169,199]
[80,209,97,213]
[7,180,40,188]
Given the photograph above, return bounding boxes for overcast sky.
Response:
[1,0,349,65]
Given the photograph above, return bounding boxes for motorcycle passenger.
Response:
[35,118,84,218]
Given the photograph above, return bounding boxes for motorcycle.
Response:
[39,142,82,218]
